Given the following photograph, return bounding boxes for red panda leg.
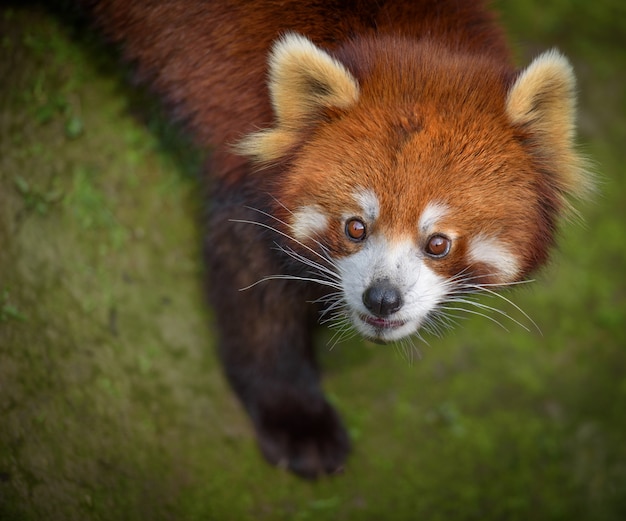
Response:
[204,188,350,478]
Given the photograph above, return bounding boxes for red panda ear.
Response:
[236,33,360,163]
[506,51,593,204]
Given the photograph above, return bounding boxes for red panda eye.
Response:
[425,234,451,257]
[345,218,367,242]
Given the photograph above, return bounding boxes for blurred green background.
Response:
[0,1,624,520]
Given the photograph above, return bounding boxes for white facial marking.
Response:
[290,205,328,241]
[337,236,448,342]
[419,202,449,233]
[354,189,380,221]
[468,235,520,281]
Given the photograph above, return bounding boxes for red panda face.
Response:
[278,114,538,342]
[237,34,592,343]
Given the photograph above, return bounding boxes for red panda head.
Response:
[237,34,592,343]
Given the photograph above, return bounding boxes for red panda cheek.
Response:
[288,206,352,256]
[290,205,329,242]
[466,235,521,283]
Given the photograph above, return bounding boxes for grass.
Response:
[0,2,624,520]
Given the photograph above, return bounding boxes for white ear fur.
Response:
[237,33,360,163]
[506,50,593,200]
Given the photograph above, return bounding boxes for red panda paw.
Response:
[253,398,351,479]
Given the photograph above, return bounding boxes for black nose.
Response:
[362,280,403,317]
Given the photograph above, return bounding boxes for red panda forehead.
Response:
[283,109,533,233]
[319,112,523,199]
[280,68,538,247]
[312,93,517,187]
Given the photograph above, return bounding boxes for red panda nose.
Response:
[362,280,403,317]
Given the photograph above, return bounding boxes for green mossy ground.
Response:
[1,2,625,520]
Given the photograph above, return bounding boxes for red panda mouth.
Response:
[360,314,406,330]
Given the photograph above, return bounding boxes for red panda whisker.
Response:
[318,298,347,323]
[262,193,311,222]
[393,342,408,363]
[434,267,478,288]
[439,305,511,332]
[421,314,452,338]
[314,295,353,332]
[284,233,336,269]
[311,291,344,305]
[319,302,351,325]
[238,274,342,292]
[231,216,336,271]
[460,284,540,334]
[392,338,419,365]
[320,311,349,329]
[324,309,351,326]
[468,279,536,288]
[446,269,535,292]
[316,291,342,308]
[408,328,430,349]
[263,196,339,267]
[275,248,339,284]
[326,320,353,341]
[242,206,336,266]
[428,309,470,331]
[441,273,531,331]
[326,317,358,350]
[274,244,341,282]
[445,297,531,333]
[437,275,490,295]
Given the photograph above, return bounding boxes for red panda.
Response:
[89,0,592,478]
